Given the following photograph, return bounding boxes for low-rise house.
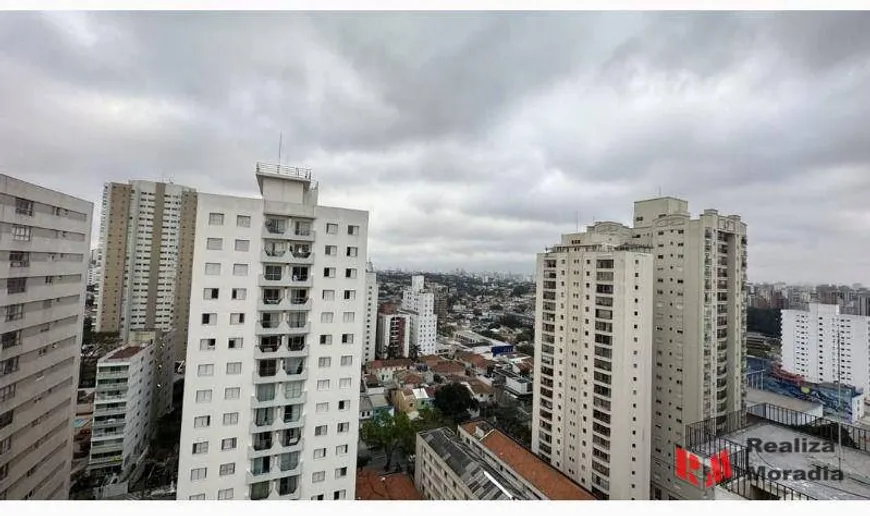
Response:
[430,360,466,376]
[366,358,414,383]
[363,374,386,396]
[464,379,495,406]
[395,370,426,389]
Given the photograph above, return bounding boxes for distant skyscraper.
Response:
[176,163,368,501]
[401,275,437,356]
[0,174,93,500]
[531,222,653,500]
[95,180,197,361]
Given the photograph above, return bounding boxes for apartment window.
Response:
[226,362,242,375]
[317,380,330,391]
[235,239,250,252]
[231,288,246,300]
[221,438,237,450]
[219,463,236,476]
[189,494,205,501]
[343,290,356,300]
[4,304,22,322]
[233,264,249,276]
[0,386,14,404]
[203,288,219,300]
[315,425,328,436]
[0,331,19,351]
[192,442,209,454]
[323,267,336,278]
[15,198,33,216]
[196,390,213,403]
[335,467,348,478]
[339,378,352,389]
[318,357,332,368]
[199,338,216,351]
[217,488,234,500]
[205,263,221,275]
[346,247,358,257]
[326,223,338,234]
[325,245,337,256]
[340,355,353,367]
[345,268,357,279]
[228,338,243,349]
[321,312,334,324]
[222,412,239,426]
[209,213,225,225]
[0,411,12,430]
[193,416,211,428]
[197,364,214,377]
[342,312,355,323]
[224,387,240,400]
[6,278,25,294]
[312,471,326,483]
[206,238,223,250]
[336,444,348,455]
[9,251,28,267]
[348,225,360,236]
[322,290,335,301]
[312,495,324,501]
[316,402,329,413]
[337,422,349,433]
[320,335,333,346]
[230,313,246,325]
[236,215,251,227]
[338,400,350,411]
[314,448,327,459]
[201,313,216,325]
[334,490,347,500]
[11,225,31,241]
[341,333,354,344]
[190,468,207,482]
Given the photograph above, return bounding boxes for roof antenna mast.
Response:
[277,132,283,166]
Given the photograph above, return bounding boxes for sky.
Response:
[1,11,869,285]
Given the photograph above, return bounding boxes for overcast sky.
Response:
[1,12,868,284]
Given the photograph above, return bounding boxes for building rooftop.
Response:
[412,388,430,401]
[368,358,414,371]
[746,388,822,414]
[355,469,422,500]
[418,428,516,500]
[102,345,144,361]
[359,395,374,413]
[460,421,596,500]
[369,393,390,409]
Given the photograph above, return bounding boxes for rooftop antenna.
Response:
[277,132,283,166]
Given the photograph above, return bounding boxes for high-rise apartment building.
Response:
[176,163,368,501]
[363,262,378,363]
[531,222,653,500]
[631,198,747,501]
[0,174,92,500]
[376,309,411,359]
[401,275,437,357]
[781,303,870,401]
[95,180,197,361]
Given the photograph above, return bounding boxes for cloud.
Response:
[1,11,869,285]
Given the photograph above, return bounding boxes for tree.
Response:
[413,406,445,433]
[433,383,478,424]
[511,284,530,297]
[516,344,534,357]
[360,411,415,471]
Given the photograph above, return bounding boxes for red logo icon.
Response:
[675,447,733,487]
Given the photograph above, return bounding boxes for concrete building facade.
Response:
[176,163,368,501]
[95,180,197,361]
[531,223,653,500]
[362,262,378,363]
[0,174,92,500]
[781,303,870,399]
[401,275,437,357]
[376,312,411,359]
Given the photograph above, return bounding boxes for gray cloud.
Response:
[1,11,869,284]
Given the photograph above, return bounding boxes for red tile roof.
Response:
[355,469,422,500]
[104,346,143,361]
[460,421,596,501]
[396,371,425,387]
[430,361,465,375]
[368,358,414,371]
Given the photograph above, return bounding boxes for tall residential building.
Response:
[363,262,378,363]
[632,198,747,501]
[89,342,156,480]
[87,248,102,291]
[781,303,870,398]
[176,163,369,501]
[401,275,437,356]
[0,174,93,500]
[376,309,411,360]
[531,222,653,501]
[95,180,197,361]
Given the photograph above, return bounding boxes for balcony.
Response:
[92,418,126,429]
[257,319,285,336]
[93,405,127,417]
[287,275,312,288]
[88,454,123,466]
[285,322,310,336]
[96,370,130,379]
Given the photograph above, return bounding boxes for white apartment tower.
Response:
[89,342,156,480]
[782,303,870,401]
[95,180,197,361]
[363,262,378,363]
[177,163,369,501]
[401,275,437,357]
[0,175,92,500]
[632,198,747,501]
[531,222,653,501]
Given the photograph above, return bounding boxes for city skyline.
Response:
[1,12,869,285]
